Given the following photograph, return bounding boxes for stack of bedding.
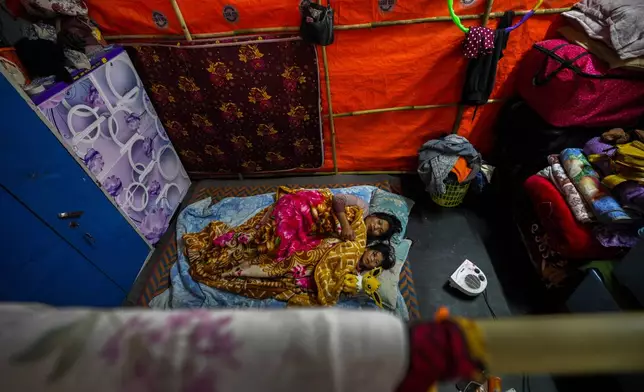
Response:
[522,130,644,286]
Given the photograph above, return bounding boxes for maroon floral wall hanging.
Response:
[129,36,323,175]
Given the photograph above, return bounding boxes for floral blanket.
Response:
[560,148,632,223]
[149,186,409,321]
[184,187,366,306]
[129,36,323,175]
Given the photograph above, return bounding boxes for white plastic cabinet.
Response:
[37,47,191,245]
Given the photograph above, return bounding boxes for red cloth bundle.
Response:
[523,175,617,259]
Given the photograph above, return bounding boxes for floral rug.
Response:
[128,36,323,175]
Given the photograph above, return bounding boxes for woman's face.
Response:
[365,216,390,238]
[360,249,384,270]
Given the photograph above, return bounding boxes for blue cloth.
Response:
[149,186,409,321]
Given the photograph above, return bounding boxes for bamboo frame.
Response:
[105,8,569,41]
[451,105,465,134]
[103,5,568,175]
[482,0,495,29]
[326,99,505,119]
[169,0,193,41]
[321,45,339,175]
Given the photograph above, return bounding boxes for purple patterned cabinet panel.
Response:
[38,50,191,245]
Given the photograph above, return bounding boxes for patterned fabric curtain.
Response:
[129,36,323,175]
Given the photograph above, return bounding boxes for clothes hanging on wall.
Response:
[462,26,495,59]
[460,11,514,106]
[129,36,324,175]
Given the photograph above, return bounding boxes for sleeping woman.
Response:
[184,186,399,307]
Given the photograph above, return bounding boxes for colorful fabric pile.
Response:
[524,129,644,285]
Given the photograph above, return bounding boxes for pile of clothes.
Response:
[523,129,644,285]
[5,0,106,84]
[562,0,644,71]
[417,135,486,197]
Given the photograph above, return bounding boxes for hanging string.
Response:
[448,0,544,35]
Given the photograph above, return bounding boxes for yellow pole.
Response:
[478,313,644,375]
[321,45,339,174]
[327,99,505,119]
[169,0,193,41]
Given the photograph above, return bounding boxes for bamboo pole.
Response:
[105,8,570,41]
[451,105,465,134]
[478,313,644,375]
[451,0,494,135]
[334,103,456,118]
[321,45,339,175]
[332,7,567,31]
[481,0,496,27]
[169,0,193,41]
[328,99,505,119]
[193,27,300,39]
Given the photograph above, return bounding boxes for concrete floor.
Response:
[132,174,598,392]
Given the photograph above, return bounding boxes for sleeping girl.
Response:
[184,186,397,307]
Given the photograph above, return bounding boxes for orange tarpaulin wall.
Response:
[88,0,574,172]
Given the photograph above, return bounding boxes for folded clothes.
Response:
[545,155,595,223]
[584,136,615,177]
[564,0,644,60]
[594,225,640,248]
[616,181,644,212]
[602,128,630,144]
[524,175,619,259]
[558,26,644,71]
[603,140,644,189]
[560,148,632,223]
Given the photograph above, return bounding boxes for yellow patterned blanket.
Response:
[184,187,365,306]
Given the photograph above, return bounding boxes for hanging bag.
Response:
[299,0,334,46]
[517,39,644,128]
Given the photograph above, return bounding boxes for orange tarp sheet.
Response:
[87,0,575,172]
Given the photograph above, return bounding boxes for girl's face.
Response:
[365,216,390,238]
[360,249,384,271]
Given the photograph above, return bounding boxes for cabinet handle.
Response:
[84,232,96,245]
[58,211,84,219]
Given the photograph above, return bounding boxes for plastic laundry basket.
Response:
[430,181,470,207]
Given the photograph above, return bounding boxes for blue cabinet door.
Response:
[0,74,150,292]
[0,186,125,306]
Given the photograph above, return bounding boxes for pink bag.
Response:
[517,39,644,128]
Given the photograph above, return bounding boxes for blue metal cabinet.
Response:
[0,186,126,306]
[0,73,151,304]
